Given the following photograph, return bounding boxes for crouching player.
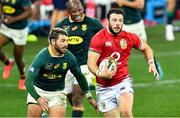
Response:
[25,28,97,117]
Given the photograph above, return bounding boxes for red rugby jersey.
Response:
[89,27,142,87]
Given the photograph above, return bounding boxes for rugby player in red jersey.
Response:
[88,8,159,117]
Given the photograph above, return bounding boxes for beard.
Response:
[108,23,122,35]
[54,44,67,55]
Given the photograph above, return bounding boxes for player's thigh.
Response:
[13,45,25,59]
[27,104,42,117]
[72,84,83,106]
[49,105,66,117]
[103,107,120,117]
[119,92,133,113]
[0,33,10,47]
[74,65,95,86]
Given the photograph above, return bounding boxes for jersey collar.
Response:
[48,45,64,57]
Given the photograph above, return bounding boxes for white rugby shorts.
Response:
[0,23,28,45]
[65,65,95,94]
[123,20,147,42]
[96,77,134,112]
[27,86,67,108]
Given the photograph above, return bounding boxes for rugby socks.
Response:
[167,11,174,24]
[72,107,84,117]
[4,59,10,65]
[20,75,26,80]
[166,11,175,41]
[72,110,83,117]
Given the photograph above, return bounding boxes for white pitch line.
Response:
[131,51,180,58]
[0,79,180,88]
[134,79,180,88]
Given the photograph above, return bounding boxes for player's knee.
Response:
[72,97,83,106]
[120,110,133,117]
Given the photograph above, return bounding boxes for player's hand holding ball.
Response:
[96,57,117,79]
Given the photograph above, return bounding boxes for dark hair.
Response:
[66,0,83,11]
[48,28,69,42]
[107,8,125,20]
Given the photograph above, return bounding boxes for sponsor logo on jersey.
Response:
[45,63,53,70]
[82,24,87,31]
[62,63,68,69]
[3,6,16,14]
[63,25,70,31]
[54,64,60,69]
[101,101,106,110]
[120,39,127,49]
[68,36,83,44]
[43,73,62,79]
[72,26,78,31]
[12,0,16,4]
[105,41,112,47]
[29,66,35,72]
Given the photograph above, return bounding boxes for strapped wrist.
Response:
[148,59,154,65]
[85,91,93,99]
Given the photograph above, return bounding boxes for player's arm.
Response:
[93,18,104,31]
[116,0,144,9]
[87,51,100,76]
[4,1,32,24]
[25,51,49,111]
[139,41,159,80]
[69,54,98,110]
[88,51,115,79]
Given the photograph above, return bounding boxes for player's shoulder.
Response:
[65,50,76,59]
[92,28,105,37]
[37,47,49,56]
[33,47,49,60]
[85,16,102,24]
[56,17,69,26]
[22,0,32,6]
[121,30,137,37]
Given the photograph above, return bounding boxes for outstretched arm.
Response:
[70,54,98,111]
[140,41,159,80]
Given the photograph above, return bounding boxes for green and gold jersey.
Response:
[55,15,103,65]
[26,47,89,100]
[0,0,32,29]
[121,0,142,24]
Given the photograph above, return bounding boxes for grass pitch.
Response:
[0,25,180,117]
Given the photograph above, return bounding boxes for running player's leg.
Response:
[166,0,176,41]
[13,44,26,90]
[0,29,14,79]
[27,104,42,117]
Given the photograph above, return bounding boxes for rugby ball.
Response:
[99,57,117,71]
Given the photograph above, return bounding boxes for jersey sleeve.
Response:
[89,31,104,53]
[55,18,66,28]
[93,19,104,33]
[25,50,45,100]
[129,33,142,49]
[22,0,32,7]
[68,52,89,94]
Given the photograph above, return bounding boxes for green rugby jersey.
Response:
[26,47,89,100]
[55,15,103,65]
[121,0,142,24]
[0,0,31,29]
